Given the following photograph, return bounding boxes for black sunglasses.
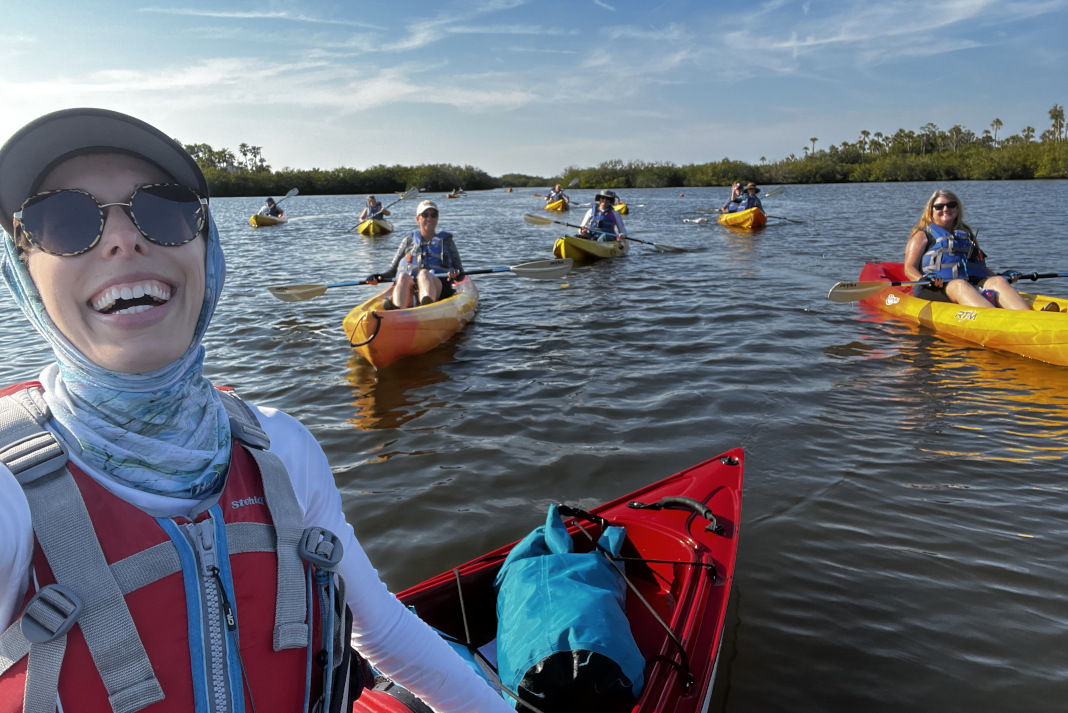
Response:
[14,183,208,257]
[932,201,958,212]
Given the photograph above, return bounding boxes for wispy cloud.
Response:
[139,6,381,29]
[593,0,616,10]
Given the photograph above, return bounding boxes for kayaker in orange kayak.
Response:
[367,199,465,308]
[0,108,511,713]
[903,189,1031,310]
[720,181,743,211]
[725,182,763,213]
[579,189,628,242]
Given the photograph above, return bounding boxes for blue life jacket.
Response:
[741,194,760,210]
[493,504,644,710]
[921,225,988,280]
[366,201,384,220]
[404,231,453,274]
[587,209,618,237]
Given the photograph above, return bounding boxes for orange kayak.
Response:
[342,278,478,368]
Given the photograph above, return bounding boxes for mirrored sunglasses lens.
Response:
[20,191,102,255]
[132,185,204,245]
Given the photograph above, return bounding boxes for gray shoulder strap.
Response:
[0,388,165,713]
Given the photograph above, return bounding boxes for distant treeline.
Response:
[184,105,1068,196]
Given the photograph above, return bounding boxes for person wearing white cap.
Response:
[367,199,465,308]
[0,109,512,713]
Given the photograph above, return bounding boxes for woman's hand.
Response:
[927,275,944,288]
[366,273,382,285]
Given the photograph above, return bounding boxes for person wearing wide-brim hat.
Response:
[366,199,466,308]
[0,108,510,713]
[732,182,763,212]
[579,189,628,242]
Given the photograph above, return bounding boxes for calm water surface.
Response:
[3,181,1068,711]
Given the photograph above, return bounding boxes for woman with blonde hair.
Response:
[903,188,1030,310]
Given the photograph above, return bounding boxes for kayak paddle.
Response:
[269,258,574,302]
[766,214,804,224]
[827,279,931,303]
[275,187,299,205]
[522,213,686,253]
[764,186,786,198]
[346,187,420,232]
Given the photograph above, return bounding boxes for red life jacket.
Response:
[0,382,361,713]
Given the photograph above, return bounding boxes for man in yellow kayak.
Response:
[367,200,465,308]
[257,196,284,218]
[544,183,569,208]
[358,194,389,221]
[720,181,743,212]
[579,189,628,242]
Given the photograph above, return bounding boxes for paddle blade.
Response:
[827,280,914,303]
[269,284,328,302]
[523,213,554,226]
[764,186,786,198]
[511,258,573,279]
[567,177,579,188]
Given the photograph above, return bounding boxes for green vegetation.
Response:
[185,104,1068,196]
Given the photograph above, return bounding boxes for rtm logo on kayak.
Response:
[953,310,978,321]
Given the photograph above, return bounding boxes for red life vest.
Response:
[0,382,358,713]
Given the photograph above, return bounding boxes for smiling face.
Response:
[24,153,206,373]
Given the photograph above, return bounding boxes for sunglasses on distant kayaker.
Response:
[419,211,439,219]
[932,201,958,212]
[13,183,208,257]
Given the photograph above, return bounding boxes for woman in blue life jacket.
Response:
[736,182,763,212]
[0,109,512,713]
[367,199,465,308]
[358,194,389,222]
[903,189,1030,310]
[579,189,628,242]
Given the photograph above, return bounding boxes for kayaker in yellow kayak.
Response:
[720,181,743,211]
[725,183,762,213]
[258,196,284,218]
[358,194,390,221]
[0,108,512,713]
[367,199,465,308]
[544,183,569,208]
[903,189,1031,310]
[579,189,629,242]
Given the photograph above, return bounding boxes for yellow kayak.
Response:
[613,202,629,215]
[249,214,287,227]
[342,279,479,369]
[552,235,628,263]
[356,218,394,236]
[858,262,1068,366]
[545,199,569,212]
[717,207,766,229]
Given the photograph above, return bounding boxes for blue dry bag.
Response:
[493,504,644,713]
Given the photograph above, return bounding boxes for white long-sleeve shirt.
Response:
[0,390,511,713]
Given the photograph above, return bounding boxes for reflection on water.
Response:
[344,344,458,432]
[838,309,1068,462]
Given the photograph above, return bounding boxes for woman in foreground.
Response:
[0,108,510,712]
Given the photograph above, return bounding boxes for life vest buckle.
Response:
[0,430,68,484]
[299,527,344,571]
[21,584,83,643]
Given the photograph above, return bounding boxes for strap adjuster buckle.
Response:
[21,584,83,644]
[298,527,344,570]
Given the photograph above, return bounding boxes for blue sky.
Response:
[1,0,1065,178]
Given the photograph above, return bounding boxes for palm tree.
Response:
[859,130,871,153]
[991,118,1003,147]
[1050,104,1065,140]
[1023,126,1035,143]
[809,137,818,153]
[760,156,766,165]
